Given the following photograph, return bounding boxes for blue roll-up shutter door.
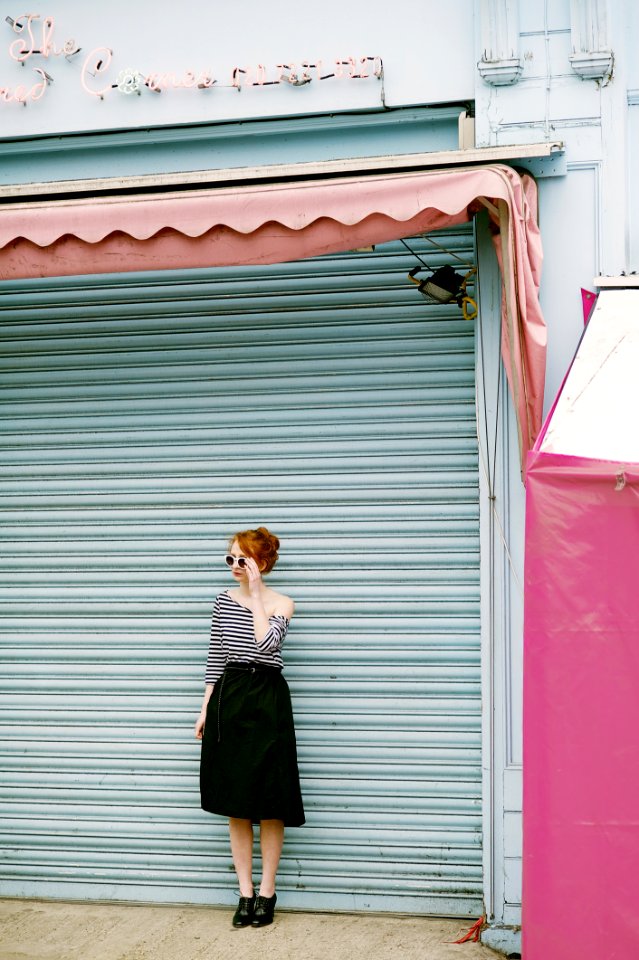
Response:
[0,231,482,916]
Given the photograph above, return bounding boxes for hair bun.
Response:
[256,526,280,551]
[230,526,280,574]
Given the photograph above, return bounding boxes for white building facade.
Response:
[0,2,635,954]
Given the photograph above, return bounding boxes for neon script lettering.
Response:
[81,47,217,97]
[8,13,80,62]
[0,67,49,104]
[81,48,382,97]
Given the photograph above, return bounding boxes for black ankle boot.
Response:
[251,893,277,926]
[232,894,255,927]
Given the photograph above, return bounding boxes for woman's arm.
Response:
[251,593,295,645]
[195,597,224,739]
[245,558,274,642]
[194,683,214,740]
[244,558,294,645]
[204,596,225,683]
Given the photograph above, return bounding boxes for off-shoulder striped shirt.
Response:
[204,590,290,684]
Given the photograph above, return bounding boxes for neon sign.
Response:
[2,12,383,107]
[81,49,383,99]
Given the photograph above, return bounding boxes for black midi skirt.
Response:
[200,663,305,827]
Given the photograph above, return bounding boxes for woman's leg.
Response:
[228,817,254,896]
[258,819,285,896]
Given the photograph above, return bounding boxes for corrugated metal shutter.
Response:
[0,231,482,916]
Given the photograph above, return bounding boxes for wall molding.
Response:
[567,160,602,276]
[478,0,523,86]
[569,0,613,82]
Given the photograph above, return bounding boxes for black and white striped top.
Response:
[204,590,290,684]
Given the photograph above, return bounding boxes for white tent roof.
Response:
[540,289,639,462]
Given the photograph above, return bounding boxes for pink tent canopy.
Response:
[0,164,545,462]
[524,290,639,957]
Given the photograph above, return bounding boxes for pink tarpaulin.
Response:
[523,290,639,957]
[0,164,545,460]
[524,454,639,957]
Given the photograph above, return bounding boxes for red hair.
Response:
[229,526,280,574]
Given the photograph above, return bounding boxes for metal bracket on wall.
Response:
[511,152,567,179]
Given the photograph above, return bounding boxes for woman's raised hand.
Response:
[245,556,263,596]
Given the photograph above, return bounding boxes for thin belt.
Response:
[225,661,282,675]
[217,661,282,742]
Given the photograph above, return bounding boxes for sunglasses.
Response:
[224,555,248,568]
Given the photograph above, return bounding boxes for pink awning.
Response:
[0,164,545,466]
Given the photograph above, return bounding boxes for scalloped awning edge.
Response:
[0,166,525,250]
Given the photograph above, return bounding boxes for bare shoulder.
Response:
[268,588,295,620]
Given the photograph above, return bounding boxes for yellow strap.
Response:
[462,296,478,321]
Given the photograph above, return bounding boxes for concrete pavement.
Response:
[0,898,505,960]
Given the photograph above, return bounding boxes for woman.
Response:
[195,526,305,928]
